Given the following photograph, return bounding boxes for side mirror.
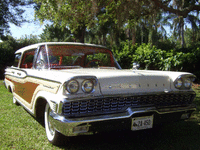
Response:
[132,62,140,70]
[36,59,45,70]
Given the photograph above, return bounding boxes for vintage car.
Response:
[4,42,196,145]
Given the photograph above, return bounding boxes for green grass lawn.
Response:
[0,80,200,150]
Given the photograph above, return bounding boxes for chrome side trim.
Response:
[50,104,196,136]
[13,97,35,116]
[5,67,62,84]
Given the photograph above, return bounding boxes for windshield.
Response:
[44,45,120,69]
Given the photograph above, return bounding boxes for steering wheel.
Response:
[86,59,102,67]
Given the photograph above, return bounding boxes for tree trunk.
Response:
[132,30,136,45]
[103,33,106,46]
[180,17,185,48]
[74,24,86,43]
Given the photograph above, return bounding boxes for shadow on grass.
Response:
[28,101,200,150]
[55,120,200,150]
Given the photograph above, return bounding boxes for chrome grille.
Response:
[63,93,195,117]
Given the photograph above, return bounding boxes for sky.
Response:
[9,6,49,39]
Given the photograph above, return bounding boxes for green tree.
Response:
[166,13,200,48]
[34,0,96,43]
[17,34,40,47]
[40,24,74,42]
[34,0,158,43]
[0,0,33,39]
[153,0,200,48]
[152,0,200,17]
[0,35,39,79]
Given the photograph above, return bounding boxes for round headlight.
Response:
[174,78,182,89]
[184,78,192,89]
[82,79,94,93]
[66,80,79,94]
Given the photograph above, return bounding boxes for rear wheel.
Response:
[44,103,65,145]
[13,97,20,106]
[9,87,20,106]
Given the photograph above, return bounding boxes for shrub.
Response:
[112,40,138,69]
[181,47,200,82]
[132,43,166,70]
[132,43,200,82]
[162,51,184,71]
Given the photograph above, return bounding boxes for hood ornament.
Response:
[132,62,140,70]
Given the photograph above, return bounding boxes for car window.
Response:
[35,46,48,69]
[85,53,111,67]
[49,55,79,66]
[13,53,22,67]
[20,49,36,68]
[46,45,116,69]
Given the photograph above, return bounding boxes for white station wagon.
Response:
[4,42,196,145]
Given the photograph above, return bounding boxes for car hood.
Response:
[60,69,172,95]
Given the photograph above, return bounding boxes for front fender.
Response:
[32,91,65,116]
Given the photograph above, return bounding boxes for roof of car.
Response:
[15,42,108,54]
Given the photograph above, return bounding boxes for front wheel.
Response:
[44,103,65,145]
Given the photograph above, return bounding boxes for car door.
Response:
[11,49,38,104]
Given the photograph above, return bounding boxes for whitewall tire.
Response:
[13,97,20,106]
[44,102,65,145]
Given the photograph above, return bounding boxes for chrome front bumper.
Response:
[50,104,196,136]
